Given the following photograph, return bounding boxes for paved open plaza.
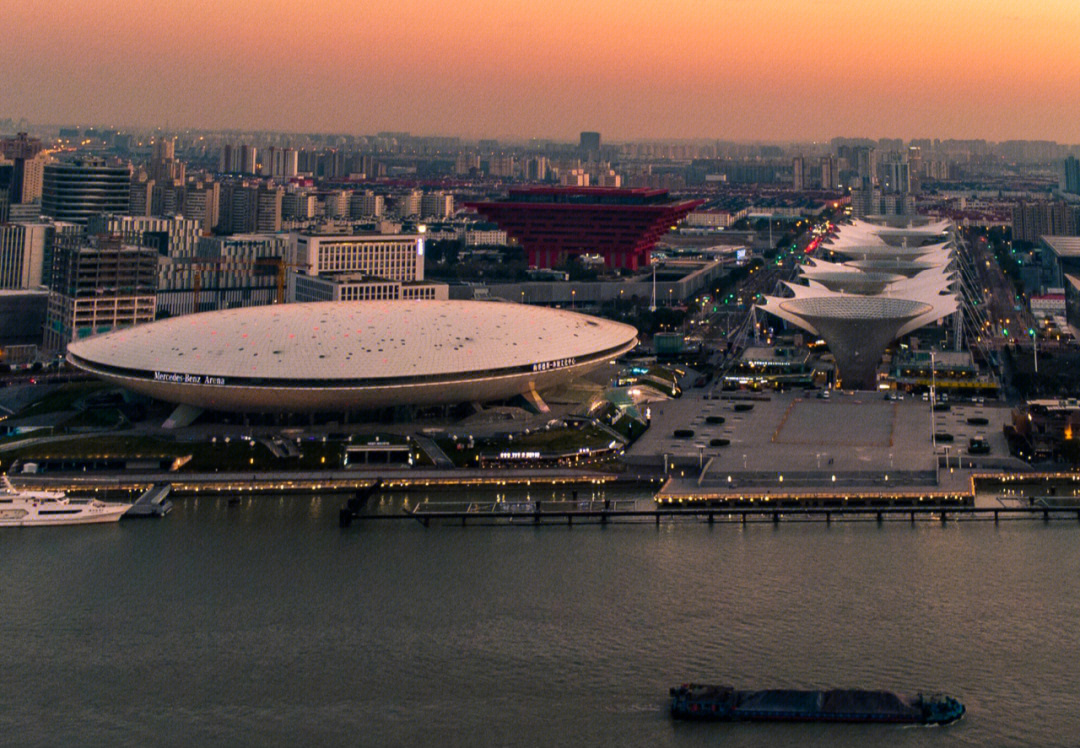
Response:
[627,389,1020,501]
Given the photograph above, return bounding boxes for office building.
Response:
[182,180,220,231]
[87,214,203,259]
[0,223,49,288]
[289,231,447,303]
[44,235,158,352]
[129,174,154,217]
[156,233,287,316]
[41,158,130,224]
[0,133,46,204]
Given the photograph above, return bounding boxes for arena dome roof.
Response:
[67,301,638,413]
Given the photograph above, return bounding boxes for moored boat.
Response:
[669,684,964,725]
[0,476,129,527]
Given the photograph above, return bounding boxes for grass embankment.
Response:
[434,423,616,467]
[6,433,434,472]
[15,382,111,418]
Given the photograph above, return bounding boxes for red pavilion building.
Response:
[466,187,703,270]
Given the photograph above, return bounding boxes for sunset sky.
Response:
[5,0,1080,141]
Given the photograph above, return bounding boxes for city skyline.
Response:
[6,0,1080,142]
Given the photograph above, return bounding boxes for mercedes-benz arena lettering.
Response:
[66,301,638,413]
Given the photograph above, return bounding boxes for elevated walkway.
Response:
[123,483,173,518]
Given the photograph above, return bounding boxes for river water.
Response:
[3,487,1079,747]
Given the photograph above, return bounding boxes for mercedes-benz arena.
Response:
[66,300,638,413]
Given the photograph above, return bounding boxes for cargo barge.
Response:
[669,684,964,725]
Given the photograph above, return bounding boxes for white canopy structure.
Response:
[758,219,959,389]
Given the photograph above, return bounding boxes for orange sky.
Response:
[5,0,1080,141]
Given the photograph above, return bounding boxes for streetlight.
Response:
[929,350,937,448]
[1030,327,1039,375]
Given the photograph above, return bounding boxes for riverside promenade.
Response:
[9,466,654,496]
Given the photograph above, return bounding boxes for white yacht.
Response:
[0,477,129,527]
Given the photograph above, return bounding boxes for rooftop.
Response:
[68,300,638,382]
[1041,236,1080,259]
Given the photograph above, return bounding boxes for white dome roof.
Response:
[69,300,638,383]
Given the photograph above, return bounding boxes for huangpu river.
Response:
[3,486,1079,747]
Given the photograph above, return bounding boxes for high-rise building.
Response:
[44,235,158,351]
[0,132,46,204]
[182,180,220,232]
[820,156,839,190]
[885,161,910,194]
[0,223,49,288]
[850,185,882,218]
[156,233,287,316]
[350,191,384,218]
[396,190,421,218]
[255,185,283,233]
[151,180,183,217]
[1012,201,1076,243]
[488,155,515,178]
[420,191,453,219]
[87,214,204,259]
[43,221,83,291]
[267,147,299,178]
[323,190,351,219]
[220,144,257,175]
[455,153,480,176]
[526,156,549,181]
[42,158,130,224]
[129,174,154,217]
[792,156,807,191]
[219,183,258,233]
[579,131,601,156]
[1063,156,1080,195]
[560,168,590,187]
[906,147,922,194]
[855,146,877,186]
[148,137,184,183]
[594,170,622,188]
[283,190,316,220]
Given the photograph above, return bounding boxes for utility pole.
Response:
[650,261,657,312]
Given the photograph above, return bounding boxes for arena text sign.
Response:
[531,357,576,373]
[153,371,226,386]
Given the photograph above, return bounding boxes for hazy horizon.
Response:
[6,0,1080,142]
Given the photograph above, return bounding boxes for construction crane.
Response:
[185,257,307,311]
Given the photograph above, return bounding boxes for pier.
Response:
[122,483,174,518]
[342,501,1080,527]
